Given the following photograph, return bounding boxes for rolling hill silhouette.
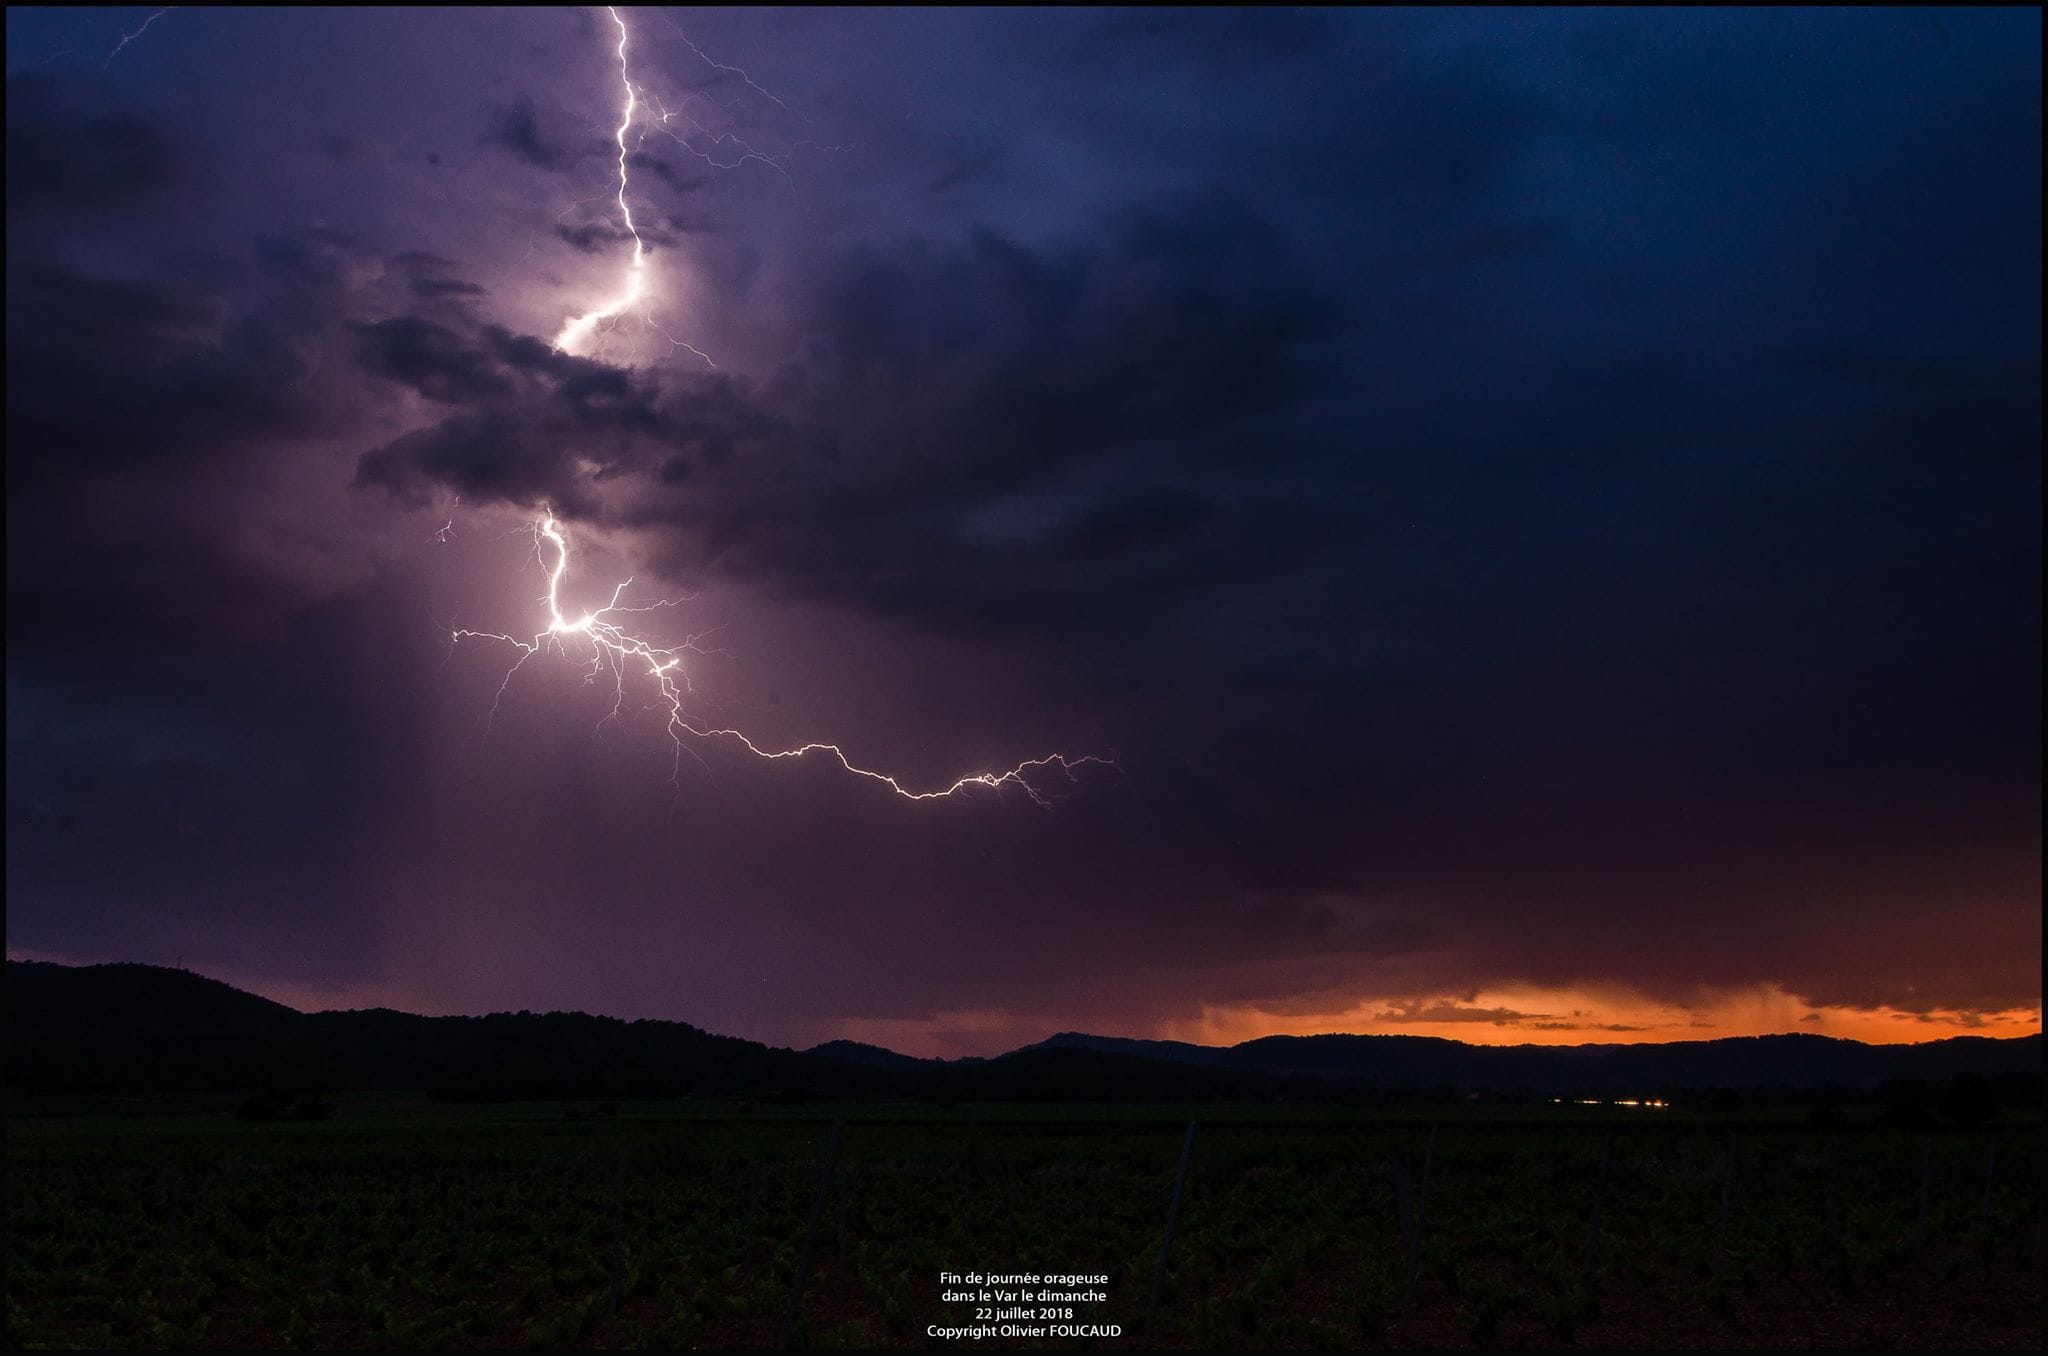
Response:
[7,960,2039,1105]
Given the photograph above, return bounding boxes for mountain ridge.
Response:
[8,960,2039,1101]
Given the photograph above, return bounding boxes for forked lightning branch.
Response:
[446,8,1108,804]
[450,512,1109,802]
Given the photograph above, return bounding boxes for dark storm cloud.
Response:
[5,75,185,218]
[6,133,409,662]
[352,313,783,524]
[1529,1022,1652,1034]
[316,132,363,164]
[356,192,1341,645]
[8,264,304,480]
[928,150,1001,195]
[558,212,691,254]
[6,217,399,495]
[1450,219,1561,265]
[3,165,441,990]
[555,222,635,253]
[1,77,451,976]
[5,562,444,987]
[1083,8,1338,74]
[350,317,516,404]
[483,93,573,172]
[4,8,2040,1043]
[630,152,707,201]
[411,277,487,300]
[1055,8,1538,211]
[1375,1001,1550,1026]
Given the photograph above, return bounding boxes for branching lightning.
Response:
[430,494,460,543]
[451,511,1111,803]
[458,10,1108,804]
[659,13,792,115]
[644,89,791,178]
[550,6,844,364]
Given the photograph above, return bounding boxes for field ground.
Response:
[7,1101,2041,1349]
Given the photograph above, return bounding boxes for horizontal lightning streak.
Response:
[644,90,791,178]
[450,512,1111,803]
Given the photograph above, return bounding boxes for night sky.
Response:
[6,7,2040,1056]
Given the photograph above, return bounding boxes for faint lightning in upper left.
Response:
[103,7,174,68]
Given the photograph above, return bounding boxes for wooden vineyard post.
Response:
[323,1169,345,1292]
[741,1160,761,1283]
[1979,1145,1995,1242]
[460,1179,475,1268]
[1914,1135,1932,1259]
[836,1163,857,1274]
[1826,1135,1842,1264]
[1714,1134,1736,1278]
[1394,1158,1418,1338]
[1583,1128,1614,1290]
[609,1153,625,1322]
[779,1119,843,1350]
[1418,1124,1438,1234]
[161,1171,181,1300]
[1141,1121,1197,1346]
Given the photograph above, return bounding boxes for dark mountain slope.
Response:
[7,961,2038,1102]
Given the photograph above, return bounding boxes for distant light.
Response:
[1554,1096,1665,1108]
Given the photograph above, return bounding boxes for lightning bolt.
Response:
[451,511,1112,804]
[455,13,1107,803]
[103,7,173,69]
[550,7,835,365]
[644,89,792,178]
[552,6,652,356]
[660,13,793,115]
[430,494,460,544]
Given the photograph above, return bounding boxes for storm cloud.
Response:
[5,7,2038,1050]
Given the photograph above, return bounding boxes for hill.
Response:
[804,1040,952,1069]
[6,960,2039,1104]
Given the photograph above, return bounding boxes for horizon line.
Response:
[9,954,2040,1062]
